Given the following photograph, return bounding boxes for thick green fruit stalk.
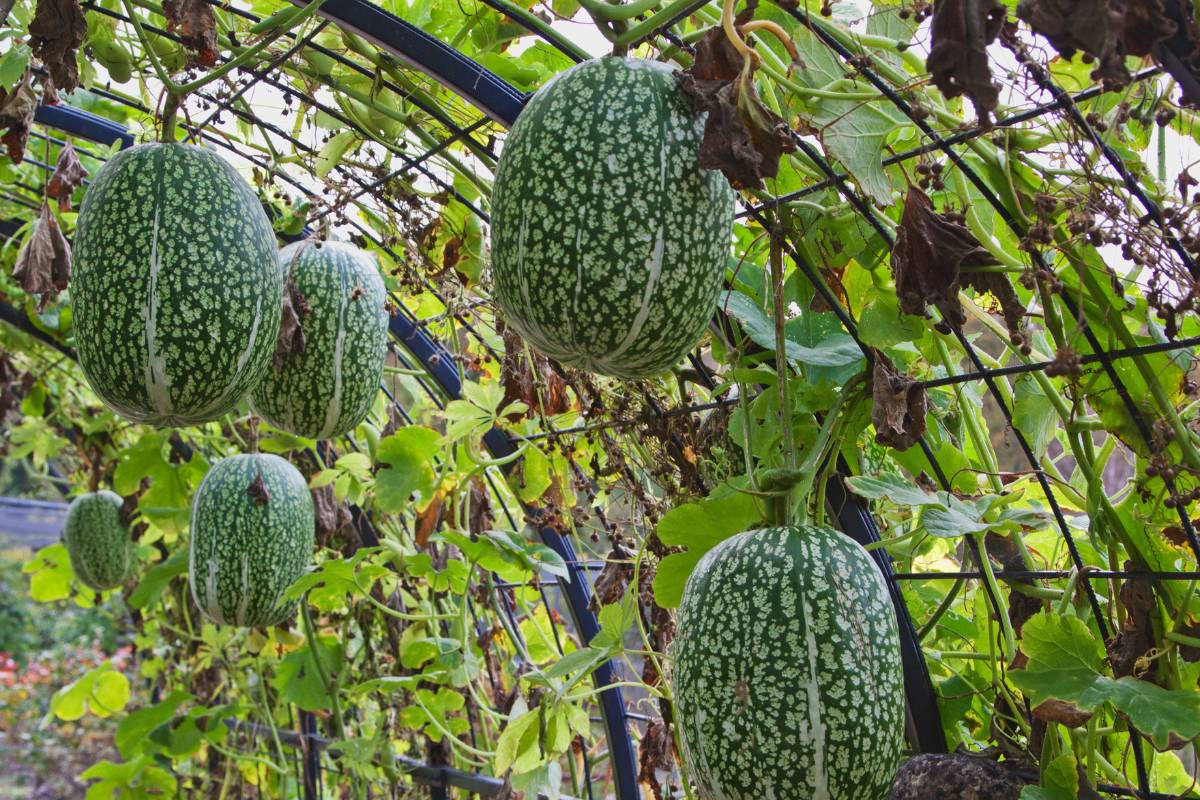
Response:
[189,454,314,627]
[672,525,904,800]
[63,490,136,592]
[490,57,734,380]
[73,143,281,426]
[251,241,388,439]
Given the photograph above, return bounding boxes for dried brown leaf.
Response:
[13,202,72,298]
[46,141,88,211]
[163,0,219,68]
[676,8,796,190]
[1107,569,1158,680]
[637,715,673,800]
[891,186,997,329]
[466,476,492,536]
[500,327,571,421]
[677,68,796,191]
[871,354,927,451]
[1033,699,1093,727]
[29,0,87,94]
[415,490,445,547]
[312,484,352,548]
[0,77,37,164]
[1016,0,1172,86]
[927,0,1006,126]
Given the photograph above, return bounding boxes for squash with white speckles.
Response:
[672,526,904,800]
[250,241,388,440]
[490,57,734,379]
[189,454,314,627]
[73,143,282,426]
[63,490,136,592]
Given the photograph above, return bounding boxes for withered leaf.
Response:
[163,0,219,68]
[1016,0,1172,87]
[29,0,87,94]
[871,354,927,451]
[311,484,352,547]
[1107,569,1158,680]
[45,141,88,211]
[677,68,797,191]
[500,327,571,421]
[690,19,748,82]
[590,543,635,613]
[677,8,796,191]
[0,76,37,164]
[962,268,1026,343]
[891,186,997,329]
[415,490,445,547]
[927,0,1006,126]
[13,202,72,298]
[637,715,673,800]
[1033,699,1093,727]
[247,472,270,505]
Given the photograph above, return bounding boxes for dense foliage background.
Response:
[2,0,1200,797]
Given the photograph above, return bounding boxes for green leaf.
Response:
[375,427,439,512]
[494,705,540,775]
[115,690,192,759]
[275,636,344,712]
[46,662,131,723]
[1013,374,1058,460]
[128,549,188,610]
[920,500,990,539]
[1010,613,1109,708]
[315,130,359,179]
[652,487,762,608]
[844,473,944,507]
[858,292,925,349]
[1104,676,1200,749]
[0,43,30,93]
[811,97,908,205]
[24,542,73,602]
[721,290,865,368]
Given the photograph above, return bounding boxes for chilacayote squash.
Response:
[489,57,734,380]
[72,143,281,426]
[672,525,904,800]
[250,240,388,440]
[63,490,136,592]
[188,453,314,627]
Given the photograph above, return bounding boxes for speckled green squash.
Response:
[490,57,734,379]
[672,526,904,800]
[189,454,314,627]
[250,241,388,439]
[63,490,135,592]
[73,143,282,426]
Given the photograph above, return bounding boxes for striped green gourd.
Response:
[72,143,281,426]
[62,490,136,592]
[250,241,388,439]
[490,57,734,379]
[189,453,314,627]
[672,526,904,800]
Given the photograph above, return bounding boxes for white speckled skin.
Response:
[63,490,135,591]
[188,454,314,628]
[490,57,734,379]
[73,143,281,426]
[672,526,904,800]
[250,241,388,440]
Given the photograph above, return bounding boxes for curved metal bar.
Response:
[288,0,528,126]
[32,103,134,149]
